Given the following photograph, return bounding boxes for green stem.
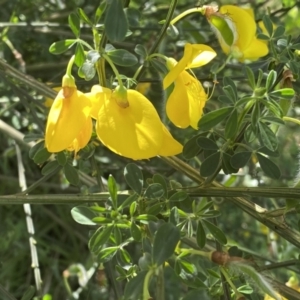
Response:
[143,269,154,300]
[179,248,210,258]
[170,7,206,25]
[156,266,165,300]
[136,0,178,82]
[66,55,75,77]
[102,53,123,87]
[159,156,300,249]
[220,267,240,297]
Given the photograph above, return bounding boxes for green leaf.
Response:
[74,43,85,67]
[118,193,138,210]
[270,88,295,100]
[131,222,142,242]
[147,202,164,215]
[21,286,35,300]
[237,285,253,294]
[89,225,114,253]
[261,116,285,126]
[108,174,118,209]
[104,0,128,42]
[134,44,148,58]
[33,147,51,164]
[144,183,165,199]
[64,164,79,186]
[78,61,96,80]
[223,77,237,101]
[258,146,280,157]
[258,122,278,151]
[222,152,239,174]
[223,86,237,103]
[251,102,260,130]
[218,95,233,104]
[225,109,238,139]
[196,221,206,248]
[86,50,101,63]
[129,201,137,216]
[68,12,80,37]
[77,8,93,26]
[41,160,60,175]
[273,25,285,38]
[94,1,107,24]
[138,253,152,271]
[197,137,218,150]
[118,248,132,264]
[71,206,97,225]
[230,151,252,169]
[169,191,188,202]
[124,163,143,194]
[245,66,256,90]
[56,151,67,166]
[231,262,280,300]
[257,33,270,40]
[135,214,158,224]
[98,246,119,263]
[257,153,281,179]
[29,141,44,159]
[92,216,113,224]
[49,39,76,54]
[23,133,44,143]
[124,270,147,300]
[236,96,253,107]
[202,219,227,245]
[200,151,221,177]
[169,207,179,225]
[262,15,273,36]
[113,226,122,245]
[152,223,180,266]
[198,107,233,131]
[125,7,141,27]
[266,70,277,92]
[153,174,168,197]
[107,49,138,67]
[183,134,203,159]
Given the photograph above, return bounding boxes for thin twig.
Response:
[15,143,42,295]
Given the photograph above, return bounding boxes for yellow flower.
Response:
[205,5,269,60]
[45,77,92,153]
[89,85,182,160]
[163,44,216,129]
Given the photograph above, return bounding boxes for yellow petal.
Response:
[96,90,164,160]
[45,89,91,152]
[88,85,112,119]
[166,71,207,129]
[164,57,188,90]
[185,44,217,68]
[158,125,183,156]
[242,38,269,60]
[163,44,216,89]
[67,118,93,153]
[219,5,256,52]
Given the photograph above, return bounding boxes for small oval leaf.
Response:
[124,163,143,194]
[200,152,221,177]
[257,153,281,179]
[152,223,180,266]
[202,219,227,245]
